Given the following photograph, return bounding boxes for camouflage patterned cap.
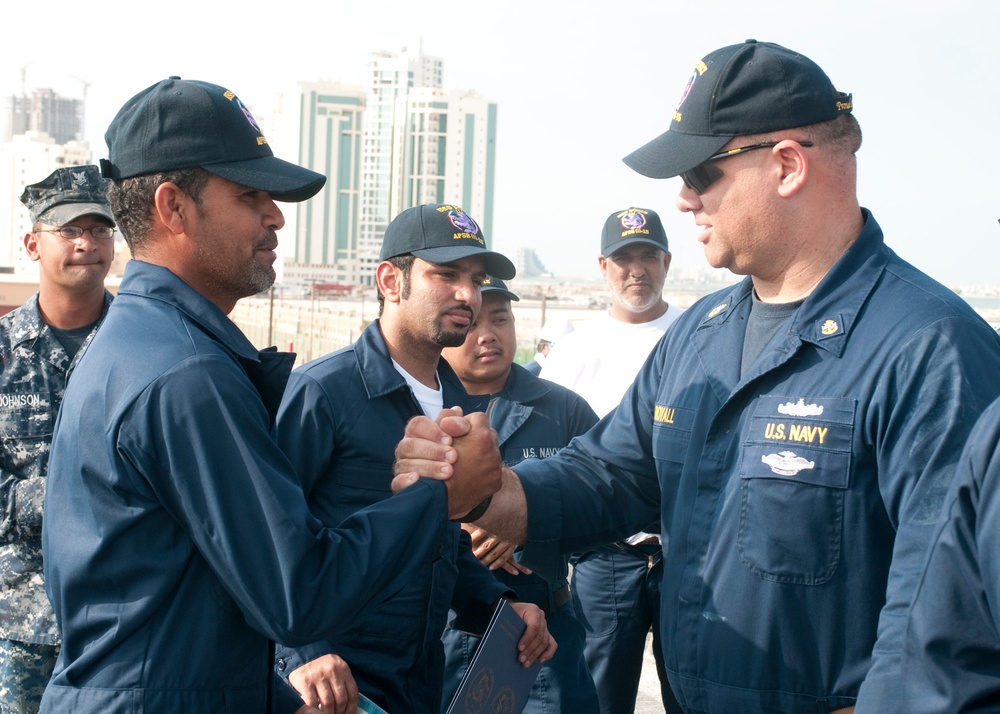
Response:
[19,165,115,226]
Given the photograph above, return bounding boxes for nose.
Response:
[73,231,99,251]
[262,195,285,231]
[455,277,479,305]
[477,328,497,345]
[676,182,702,214]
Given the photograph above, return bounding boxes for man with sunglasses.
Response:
[0,166,115,713]
[393,40,1000,713]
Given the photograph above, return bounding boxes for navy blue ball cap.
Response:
[379,204,516,280]
[624,40,853,179]
[481,275,519,302]
[101,77,326,202]
[601,207,668,257]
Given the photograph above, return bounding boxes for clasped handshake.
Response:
[392,407,503,522]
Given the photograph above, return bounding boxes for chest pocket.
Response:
[651,404,695,465]
[0,397,53,479]
[737,395,855,585]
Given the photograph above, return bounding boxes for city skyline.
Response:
[2,0,997,288]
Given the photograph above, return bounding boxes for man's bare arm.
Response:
[393,412,528,543]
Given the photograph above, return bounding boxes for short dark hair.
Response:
[800,113,862,155]
[106,167,210,253]
[377,254,415,315]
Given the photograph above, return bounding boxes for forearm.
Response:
[474,466,527,545]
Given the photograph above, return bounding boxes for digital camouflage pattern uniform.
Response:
[0,293,110,712]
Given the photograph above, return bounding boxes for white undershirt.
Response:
[392,358,444,418]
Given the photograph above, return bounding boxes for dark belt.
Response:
[540,583,571,617]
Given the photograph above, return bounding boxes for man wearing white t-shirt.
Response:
[271,204,555,713]
[540,206,682,714]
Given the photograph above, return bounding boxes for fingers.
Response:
[390,472,420,495]
[510,602,557,666]
[289,654,359,714]
[393,435,456,479]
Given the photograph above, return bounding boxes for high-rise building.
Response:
[515,247,550,278]
[6,88,84,145]
[282,81,366,285]
[356,42,443,286]
[0,132,92,271]
[397,87,498,239]
[283,41,498,288]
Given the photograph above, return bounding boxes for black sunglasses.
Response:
[680,141,815,195]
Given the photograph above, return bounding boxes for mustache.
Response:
[254,230,279,251]
[446,304,475,319]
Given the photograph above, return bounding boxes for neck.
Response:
[379,322,442,389]
[753,210,864,303]
[37,284,105,329]
[463,370,509,396]
[609,299,668,324]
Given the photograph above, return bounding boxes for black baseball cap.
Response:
[624,40,853,179]
[601,207,668,258]
[379,204,516,280]
[20,165,114,226]
[481,275,519,302]
[101,77,326,202]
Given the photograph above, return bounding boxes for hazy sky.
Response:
[5,0,998,286]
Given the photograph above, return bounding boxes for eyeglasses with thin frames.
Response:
[36,225,116,240]
[680,141,815,195]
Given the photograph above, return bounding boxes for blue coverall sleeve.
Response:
[901,397,1000,712]
[856,318,1000,710]
[516,341,665,576]
[119,354,450,647]
[450,528,514,635]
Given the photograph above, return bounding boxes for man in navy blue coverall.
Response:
[271,205,555,714]
[439,276,599,714]
[392,40,1000,714]
[38,79,505,714]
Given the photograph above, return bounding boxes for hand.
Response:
[510,601,557,666]
[392,408,471,492]
[465,525,531,576]
[288,653,359,714]
[393,409,502,521]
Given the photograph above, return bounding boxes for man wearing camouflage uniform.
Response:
[0,166,114,713]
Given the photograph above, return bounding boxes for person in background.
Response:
[39,79,503,714]
[524,317,573,375]
[539,206,682,713]
[393,40,1000,713]
[0,166,115,714]
[272,205,554,714]
[440,275,598,714]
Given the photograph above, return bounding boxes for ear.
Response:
[152,182,191,236]
[774,140,809,198]
[598,255,609,279]
[375,261,404,305]
[661,251,672,273]
[23,231,40,261]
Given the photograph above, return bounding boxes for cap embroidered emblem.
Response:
[621,210,647,231]
[777,399,824,417]
[448,209,479,235]
[820,319,840,336]
[70,169,89,187]
[761,451,816,476]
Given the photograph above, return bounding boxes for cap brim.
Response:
[39,202,116,227]
[603,237,669,258]
[482,286,520,302]
[412,246,516,280]
[623,129,732,179]
[205,156,326,202]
